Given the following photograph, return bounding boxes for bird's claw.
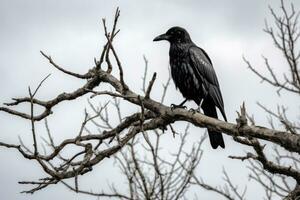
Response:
[189,108,201,114]
[170,104,187,110]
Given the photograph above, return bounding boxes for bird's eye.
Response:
[177,31,181,35]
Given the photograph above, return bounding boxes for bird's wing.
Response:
[188,45,227,121]
[189,46,219,86]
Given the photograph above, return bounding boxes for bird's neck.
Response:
[169,42,193,58]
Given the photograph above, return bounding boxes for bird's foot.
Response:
[170,104,187,110]
[189,107,201,114]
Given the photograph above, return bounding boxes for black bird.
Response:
[153,27,226,149]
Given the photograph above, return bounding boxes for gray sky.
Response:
[0,0,299,199]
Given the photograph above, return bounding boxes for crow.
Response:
[153,26,226,149]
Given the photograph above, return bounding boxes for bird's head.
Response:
[153,26,192,44]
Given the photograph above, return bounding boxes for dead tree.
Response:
[233,0,300,199]
[0,0,299,199]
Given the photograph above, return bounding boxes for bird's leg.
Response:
[171,99,187,110]
[189,99,202,114]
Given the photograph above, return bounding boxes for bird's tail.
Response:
[201,98,225,149]
[207,130,225,149]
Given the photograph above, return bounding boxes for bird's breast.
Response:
[169,55,204,102]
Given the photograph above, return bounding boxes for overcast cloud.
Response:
[0,0,299,199]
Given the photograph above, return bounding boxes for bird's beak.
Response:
[153,33,170,41]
